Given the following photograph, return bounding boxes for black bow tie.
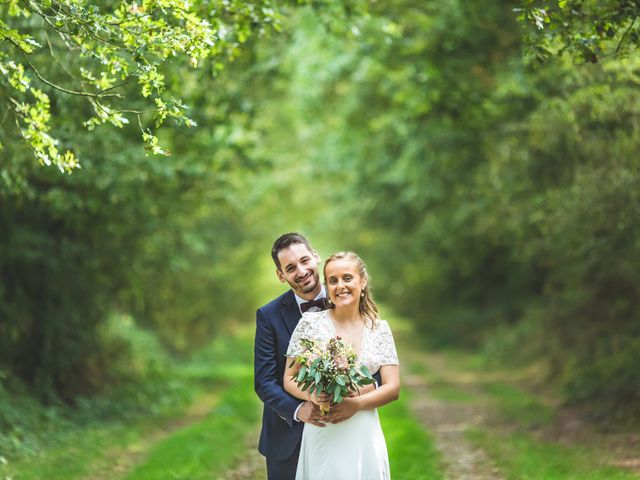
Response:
[300,297,328,313]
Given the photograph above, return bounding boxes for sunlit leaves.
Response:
[142,130,170,156]
[1,0,283,172]
[518,1,640,63]
[12,88,79,171]
[153,97,196,128]
[139,66,166,97]
[0,60,31,92]
[84,100,131,130]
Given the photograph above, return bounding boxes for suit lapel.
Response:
[280,290,301,337]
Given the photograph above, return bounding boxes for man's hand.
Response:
[297,401,327,427]
[324,397,360,424]
[347,382,376,397]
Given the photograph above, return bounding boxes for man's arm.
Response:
[253,307,304,427]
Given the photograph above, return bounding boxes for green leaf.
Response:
[333,388,342,403]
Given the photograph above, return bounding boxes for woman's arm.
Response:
[326,364,400,424]
[283,357,308,401]
[354,364,400,408]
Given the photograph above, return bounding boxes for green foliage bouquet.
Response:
[289,336,375,414]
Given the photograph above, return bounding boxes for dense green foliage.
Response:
[0,0,280,170]
[1,0,639,437]
[0,0,284,400]
[251,1,640,413]
[519,0,640,63]
[0,67,262,400]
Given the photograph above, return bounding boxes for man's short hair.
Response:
[271,232,313,269]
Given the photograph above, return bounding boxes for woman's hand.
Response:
[325,397,361,424]
[311,391,331,415]
[311,391,331,405]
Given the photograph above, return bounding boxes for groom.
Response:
[254,232,329,479]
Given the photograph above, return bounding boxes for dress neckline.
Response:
[324,310,367,358]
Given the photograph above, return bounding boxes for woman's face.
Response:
[325,258,366,309]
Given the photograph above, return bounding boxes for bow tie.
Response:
[300,297,328,313]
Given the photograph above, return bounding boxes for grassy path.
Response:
[402,372,501,479]
[400,331,640,479]
[4,311,638,479]
[83,392,221,480]
[392,315,500,479]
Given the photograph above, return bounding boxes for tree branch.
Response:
[616,16,637,54]
[8,38,122,99]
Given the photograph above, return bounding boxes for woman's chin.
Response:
[333,298,357,309]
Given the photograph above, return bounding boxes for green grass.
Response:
[380,389,443,480]
[0,424,131,480]
[0,383,195,480]
[468,429,640,480]
[482,382,555,428]
[124,326,261,479]
[126,381,260,480]
[395,327,638,480]
[0,324,261,480]
[428,381,475,402]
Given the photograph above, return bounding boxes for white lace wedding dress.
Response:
[286,310,399,480]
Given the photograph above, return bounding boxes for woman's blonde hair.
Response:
[324,251,380,328]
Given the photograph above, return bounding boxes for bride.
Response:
[284,251,400,480]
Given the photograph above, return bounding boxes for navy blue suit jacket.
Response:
[254,289,304,461]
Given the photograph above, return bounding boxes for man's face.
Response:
[276,243,321,298]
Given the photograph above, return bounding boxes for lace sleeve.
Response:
[286,311,324,357]
[374,320,399,366]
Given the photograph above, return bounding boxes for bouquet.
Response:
[289,336,375,414]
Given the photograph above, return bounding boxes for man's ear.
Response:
[276,268,286,283]
[313,249,321,263]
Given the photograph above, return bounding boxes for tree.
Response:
[0,0,280,173]
[518,0,640,63]
[253,0,640,413]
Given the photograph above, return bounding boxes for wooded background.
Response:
[1,0,639,435]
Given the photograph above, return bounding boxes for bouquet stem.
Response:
[319,401,331,416]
